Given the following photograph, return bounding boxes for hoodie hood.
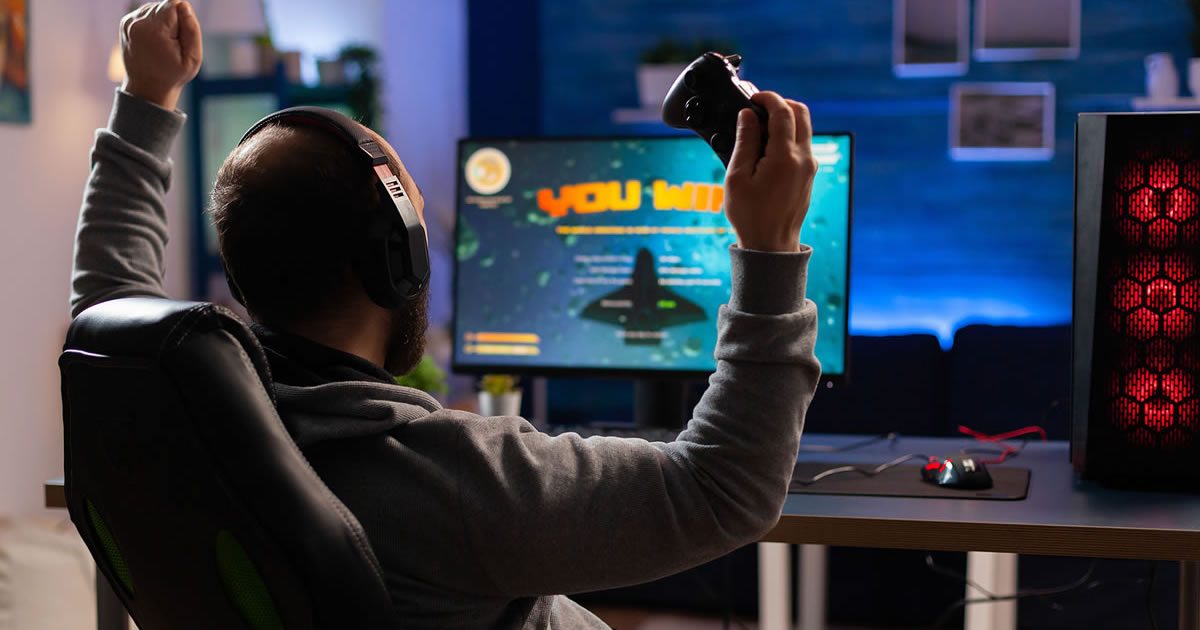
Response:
[275,381,443,449]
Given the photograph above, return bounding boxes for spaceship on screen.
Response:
[581,248,707,345]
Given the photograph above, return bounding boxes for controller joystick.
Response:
[661,52,767,167]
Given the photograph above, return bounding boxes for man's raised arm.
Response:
[70,0,202,317]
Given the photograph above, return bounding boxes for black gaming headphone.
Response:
[225,106,430,310]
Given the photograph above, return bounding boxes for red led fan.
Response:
[1074,112,1200,488]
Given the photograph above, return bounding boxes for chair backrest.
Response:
[60,297,394,630]
[804,334,950,436]
[948,324,1071,439]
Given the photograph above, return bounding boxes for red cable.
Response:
[957,425,1047,465]
[958,425,1047,443]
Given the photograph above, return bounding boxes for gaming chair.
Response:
[59,297,394,629]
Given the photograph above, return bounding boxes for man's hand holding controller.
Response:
[723,92,818,254]
[119,0,204,111]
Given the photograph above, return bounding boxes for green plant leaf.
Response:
[480,374,519,396]
[394,355,448,395]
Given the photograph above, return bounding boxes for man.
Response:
[71,1,822,628]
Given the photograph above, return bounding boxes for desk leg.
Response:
[758,542,791,630]
[1181,561,1200,630]
[964,552,1017,630]
[96,571,129,630]
[797,544,826,630]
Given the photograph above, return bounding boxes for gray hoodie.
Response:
[71,90,822,629]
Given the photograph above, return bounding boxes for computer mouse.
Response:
[921,455,993,490]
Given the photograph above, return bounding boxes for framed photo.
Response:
[974,0,1080,62]
[0,0,29,124]
[893,0,969,77]
[950,82,1055,161]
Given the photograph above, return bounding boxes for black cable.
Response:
[797,432,899,453]
[792,452,931,486]
[924,554,999,599]
[1146,561,1159,630]
[931,559,1101,630]
[794,432,1034,488]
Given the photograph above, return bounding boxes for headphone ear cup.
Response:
[355,228,402,309]
[354,173,427,308]
[386,231,417,297]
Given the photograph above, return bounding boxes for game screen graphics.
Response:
[453,135,851,375]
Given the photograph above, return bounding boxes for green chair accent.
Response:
[86,499,135,596]
[216,530,284,630]
[61,298,393,629]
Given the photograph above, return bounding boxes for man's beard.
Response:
[383,285,430,376]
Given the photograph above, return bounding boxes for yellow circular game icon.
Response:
[465,147,512,195]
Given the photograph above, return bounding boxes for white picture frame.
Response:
[974,0,1080,62]
[950,82,1056,161]
[893,0,969,77]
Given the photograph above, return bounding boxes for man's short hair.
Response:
[210,122,407,326]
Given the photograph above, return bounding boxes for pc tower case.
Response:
[1073,112,1200,489]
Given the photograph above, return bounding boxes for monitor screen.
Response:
[452,134,852,378]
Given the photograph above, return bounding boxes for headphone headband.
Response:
[239,106,388,165]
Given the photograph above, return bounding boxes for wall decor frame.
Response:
[0,0,30,124]
[894,0,970,77]
[974,0,1080,62]
[950,82,1056,161]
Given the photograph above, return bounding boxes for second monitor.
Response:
[453,134,852,383]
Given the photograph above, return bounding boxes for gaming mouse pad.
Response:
[789,462,1030,500]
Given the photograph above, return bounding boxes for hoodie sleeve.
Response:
[449,244,820,597]
[70,90,185,317]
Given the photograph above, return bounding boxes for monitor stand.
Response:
[634,379,704,429]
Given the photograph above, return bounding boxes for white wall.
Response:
[0,1,190,517]
[260,0,385,85]
[0,0,470,516]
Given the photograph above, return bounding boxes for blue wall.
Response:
[538,0,1193,345]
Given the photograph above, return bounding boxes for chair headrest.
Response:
[67,298,274,404]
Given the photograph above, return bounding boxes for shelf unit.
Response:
[186,64,353,302]
[1132,97,1200,112]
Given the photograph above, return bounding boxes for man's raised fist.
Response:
[120,0,203,111]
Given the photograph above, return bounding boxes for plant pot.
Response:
[1189,58,1200,98]
[228,38,260,77]
[478,391,522,417]
[637,63,687,110]
[317,59,348,86]
[278,51,303,84]
[1146,52,1179,100]
[257,41,278,75]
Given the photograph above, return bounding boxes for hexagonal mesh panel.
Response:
[1098,134,1200,449]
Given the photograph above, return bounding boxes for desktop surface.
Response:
[770,434,1200,561]
[452,135,852,378]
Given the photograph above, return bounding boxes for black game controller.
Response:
[661,52,768,167]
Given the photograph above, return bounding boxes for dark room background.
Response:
[472,0,1193,347]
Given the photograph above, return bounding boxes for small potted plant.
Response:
[637,38,738,110]
[478,374,522,417]
[254,33,277,76]
[394,355,449,398]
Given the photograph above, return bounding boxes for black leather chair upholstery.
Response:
[60,297,394,630]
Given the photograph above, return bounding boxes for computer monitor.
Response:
[452,134,852,385]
